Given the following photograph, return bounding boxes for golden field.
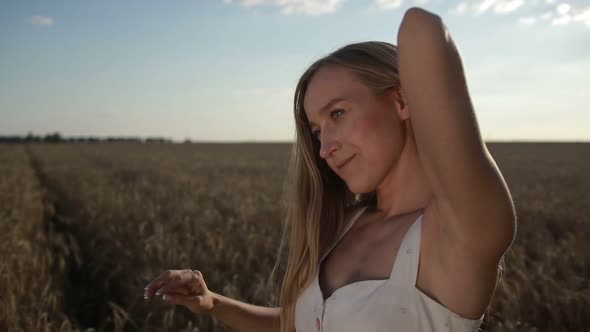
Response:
[0,142,588,332]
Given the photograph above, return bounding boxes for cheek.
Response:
[342,112,402,192]
[353,112,404,169]
[350,110,400,150]
[348,110,378,144]
[350,118,371,142]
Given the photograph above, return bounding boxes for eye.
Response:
[311,109,345,141]
[331,109,345,118]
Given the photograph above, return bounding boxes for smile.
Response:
[337,154,355,170]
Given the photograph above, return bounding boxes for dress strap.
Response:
[389,214,424,287]
[319,205,369,264]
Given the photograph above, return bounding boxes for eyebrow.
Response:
[307,97,347,128]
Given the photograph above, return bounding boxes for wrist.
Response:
[206,291,222,315]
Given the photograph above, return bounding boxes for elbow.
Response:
[490,203,518,259]
[496,181,518,253]
[398,7,445,44]
[404,6,441,21]
[502,202,517,251]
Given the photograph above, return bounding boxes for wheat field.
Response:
[0,142,588,331]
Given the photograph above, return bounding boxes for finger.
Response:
[156,276,187,296]
[154,269,196,296]
[144,270,173,291]
[144,270,176,299]
[161,288,190,296]
[168,287,191,295]
[162,283,197,297]
[186,271,204,294]
[192,270,204,287]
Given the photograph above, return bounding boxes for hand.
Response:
[144,269,215,314]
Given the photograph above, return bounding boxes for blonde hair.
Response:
[268,41,401,332]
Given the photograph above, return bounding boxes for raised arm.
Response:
[397,7,516,262]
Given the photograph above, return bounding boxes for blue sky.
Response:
[1,0,589,142]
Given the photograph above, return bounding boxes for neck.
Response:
[375,120,433,219]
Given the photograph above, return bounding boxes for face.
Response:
[303,65,409,194]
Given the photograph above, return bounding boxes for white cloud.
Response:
[376,0,404,10]
[494,0,525,14]
[31,15,54,26]
[556,3,570,15]
[442,0,588,27]
[280,0,343,15]
[572,6,590,22]
[226,0,590,26]
[518,16,536,24]
[227,0,344,15]
[373,0,430,11]
[547,3,590,26]
[473,0,497,15]
[540,11,553,19]
[240,0,266,7]
[450,1,468,15]
[472,0,529,15]
[552,14,571,24]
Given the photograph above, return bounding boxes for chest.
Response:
[318,211,423,300]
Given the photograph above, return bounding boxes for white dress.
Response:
[294,205,484,332]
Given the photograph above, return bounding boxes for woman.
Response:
[144,7,516,332]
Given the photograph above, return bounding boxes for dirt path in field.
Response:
[25,145,124,330]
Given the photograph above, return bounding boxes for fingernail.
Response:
[156,289,161,296]
[144,286,149,290]
[162,294,168,301]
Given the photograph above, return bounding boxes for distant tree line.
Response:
[0,132,173,143]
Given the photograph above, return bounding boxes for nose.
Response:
[318,129,340,160]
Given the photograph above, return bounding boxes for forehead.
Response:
[303,66,365,120]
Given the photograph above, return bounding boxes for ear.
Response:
[388,87,410,120]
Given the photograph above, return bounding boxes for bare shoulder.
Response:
[417,199,502,320]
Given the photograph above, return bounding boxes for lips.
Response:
[336,154,355,170]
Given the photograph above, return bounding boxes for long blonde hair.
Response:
[268,41,401,332]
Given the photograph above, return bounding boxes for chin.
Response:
[346,180,374,195]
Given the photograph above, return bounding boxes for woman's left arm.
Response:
[397,7,516,261]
